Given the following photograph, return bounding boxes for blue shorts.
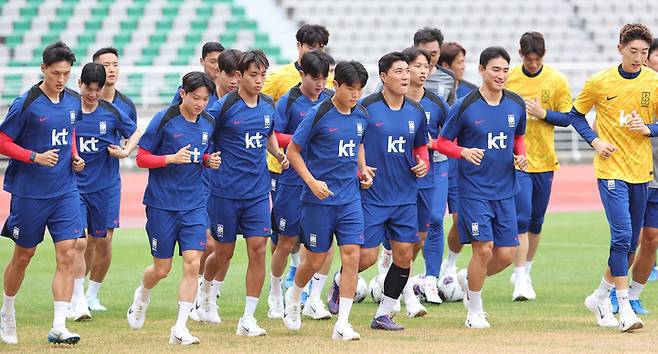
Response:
[107,181,121,229]
[209,195,271,243]
[272,184,303,238]
[447,158,459,214]
[417,188,432,233]
[270,171,280,199]
[80,189,110,238]
[301,199,364,253]
[145,206,207,258]
[458,197,519,247]
[362,203,419,249]
[644,188,658,228]
[514,170,554,234]
[1,192,82,248]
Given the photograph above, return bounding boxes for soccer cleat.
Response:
[86,296,107,312]
[618,307,644,332]
[302,297,332,320]
[649,266,658,282]
[332,322,360,341]
[421,278,443,304]
[0,313,17,344]
[168,326,200,345]
[284,266,297,289]
[282,288,302,331]
[300,285,310,308]
[127,288,150,330]
[370,314,404,331]
[465,311,490,329]
[71,298,92,322]
[47,328,80,345]
[267,293,284,319]
[629,300,650,315]
[526,276,537,300]
[512,277,530,302]
[327,273,340,315]
[610,288,619,314]
[405,296,427,318]
[584,294,618,328]
[236,316,267,337]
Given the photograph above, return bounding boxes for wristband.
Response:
[29,151,36,162]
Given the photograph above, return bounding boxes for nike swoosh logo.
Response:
[233,121,242,125]
[475,120,485,125]
[606,96,618,101]
[174,133,184,138]
[195,303,200,310]
[39,117,48,122]
[310,304,317,313]
[598,306,605,319]
[336,330,344,337]
[175,336,182,341]
[376,122,384,127]
[241,326,250,333]
[328,128,338,132]
[128,308,133,314]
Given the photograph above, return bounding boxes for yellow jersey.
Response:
[506,64,573,172]
[573,65,658,183]
[262,61,334,173]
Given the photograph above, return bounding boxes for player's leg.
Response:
[302,244,333,320]
[442,159,462,277]
[626,184,653,315]
[523,171,554,299]
[69,236,91,321]
[414,189,432,260]
[1,245,36,345]
[512,171,532,300]
[423,160,448,304]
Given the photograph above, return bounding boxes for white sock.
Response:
[629,280,645,301]
[53,301,68,331]
[210,280,223,299]
[291,284,303,304]
[467,289,483,313]
[270,274,282,296]
[310,273,327,300]
[336,297,353,328]
[175,301,193,329]
[138,283,151,303]
[2,293,16,317]
[200,279,212,293]
[86,280,102,299]
[402,279,416,304]
[594,278,614,301]
[243,296,259,319]
[446,250,459,268]
[290,252,300,268]
[375,295,397,318]
[334,272,341,287]
[616,288,631,313]
[72,277,85,301]
[525,261,533,275]
[513,267,526,280]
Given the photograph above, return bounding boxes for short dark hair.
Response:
[439,42,466,66]
[402,47,431,65]
[42,41,76,67]
[181,71,215,96]
[519,32,546,57]
[619,23,653,46]
[202,42,224,59]
[236,50,269,74]
[80,62,106,88]
[479,46,511,67]
[296,24,330,47]
[333,61,368,88]
[378,51,408,74]
[218,49,242,73]
[300,50,333,78]
[650,38,658,56]
[92,47,119,62]
[413,27,444,47]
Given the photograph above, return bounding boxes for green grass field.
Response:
[0,211,657,353]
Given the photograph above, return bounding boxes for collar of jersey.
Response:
[35,81,66,102]
[617,64,641,80]
[522,65,543,78]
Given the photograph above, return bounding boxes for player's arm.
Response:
[71,129,85,172]
[288,114,333,199]
[357,143,373,189]
[568,77,616,158]
[433,103,484,165]
[525,78,573,127]
[626,111,658,136]
[273,96,292,148]
[266,132,289,169]
[412,115,430,177]
[109,111,142,159]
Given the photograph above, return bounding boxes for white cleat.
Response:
[465,311,490,329]
[302,297,332,320]
[405,296,428,318]
[584,294,619,328]
[127,288,150,330]
[47,328,80,345]
[422,278,443,304]
[169,326,200,345]
[236,316,266,337]
[267,293,284,319]
[73,297,92,322]
[526,277,537,300]
[195,289,221,324]
[618,308,644,332]
[332,322,360,341]
[512,277,530,302]
[0,313,17,344]
[282,288,302,331]
[86,296,107,312]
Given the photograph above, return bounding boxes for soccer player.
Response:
[505,32,573,301]
[267,50,334,320]
[171,42,224,107]
[281,60,370,341]
[435,47,528,329]
[440,42,477,99]
[126,71,220,345]
[68,63,140,322]
[0,41,85,345]
[569,24,658,332]
[203,50,288,337]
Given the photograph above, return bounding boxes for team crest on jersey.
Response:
[151,238,158,251]
[99,121,107,135]
[202,132,208,145]
[641,92,651,107]
[607,180,615,190]
[408,121,415,134]
[264,115,271,129]
[425,111,431,125]
[69,111,76,124]
[12,226,19,240]
[541,90,550,103]
[508,115,515,127]
[217,224,224,237]
[471,223,479,236]
[356,122,363,136]
[279,218,286,232]
[309,233,317,247]
[271,178,277,192]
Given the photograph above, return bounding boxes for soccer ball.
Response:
[354,276,368,303]
[437,274,464,302]
[368,274,385,303]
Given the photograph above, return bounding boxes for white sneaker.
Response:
[283,288,302,331]
[422,278,443,304]
[618,308,644,332]
[0,313,17,344]
[332,322,360,341]
[512,276,530,302]
[127,288,150,330]
[302,297,332,320]
[526,276,537,300]
[405,296,428,318]
[47,328,80,345]
[196,289,220,324]
[439,259,457,279]
[377,249,393,275]
[73,297,92,322]
[86,296,107,312]
[236,316,266,337]
[169,326,200,345]
[267,292,284,319]
[465,311,490,329]
[584,294,619,328]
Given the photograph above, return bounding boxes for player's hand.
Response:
[626,111,651,136]
[359,169,373,189]
[461,148,485,165]
[207,151,221,169]
[514,154,528,171]
[34,148,59,167]
[591,138,616,159]
[276,151,290,170]
[525,97,546,120]
[166,144,192,164]
[411,155,427,177]
[309,179,334,200]
[364,166,377,178]
[72,154,85,172]
[107,144,130,159]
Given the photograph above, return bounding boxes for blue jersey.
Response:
[138,105,215,210]
[440,89,526,200]
[111,90,137,123]
[208,91,275,199]
[275,84,333,186]
[360,93,429,206]
[172,85,219,110]
[0,84,80,198]
[456,80,477,99]
[418,90,449,189]
[75,100,137,193]
[292,99,368,205]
